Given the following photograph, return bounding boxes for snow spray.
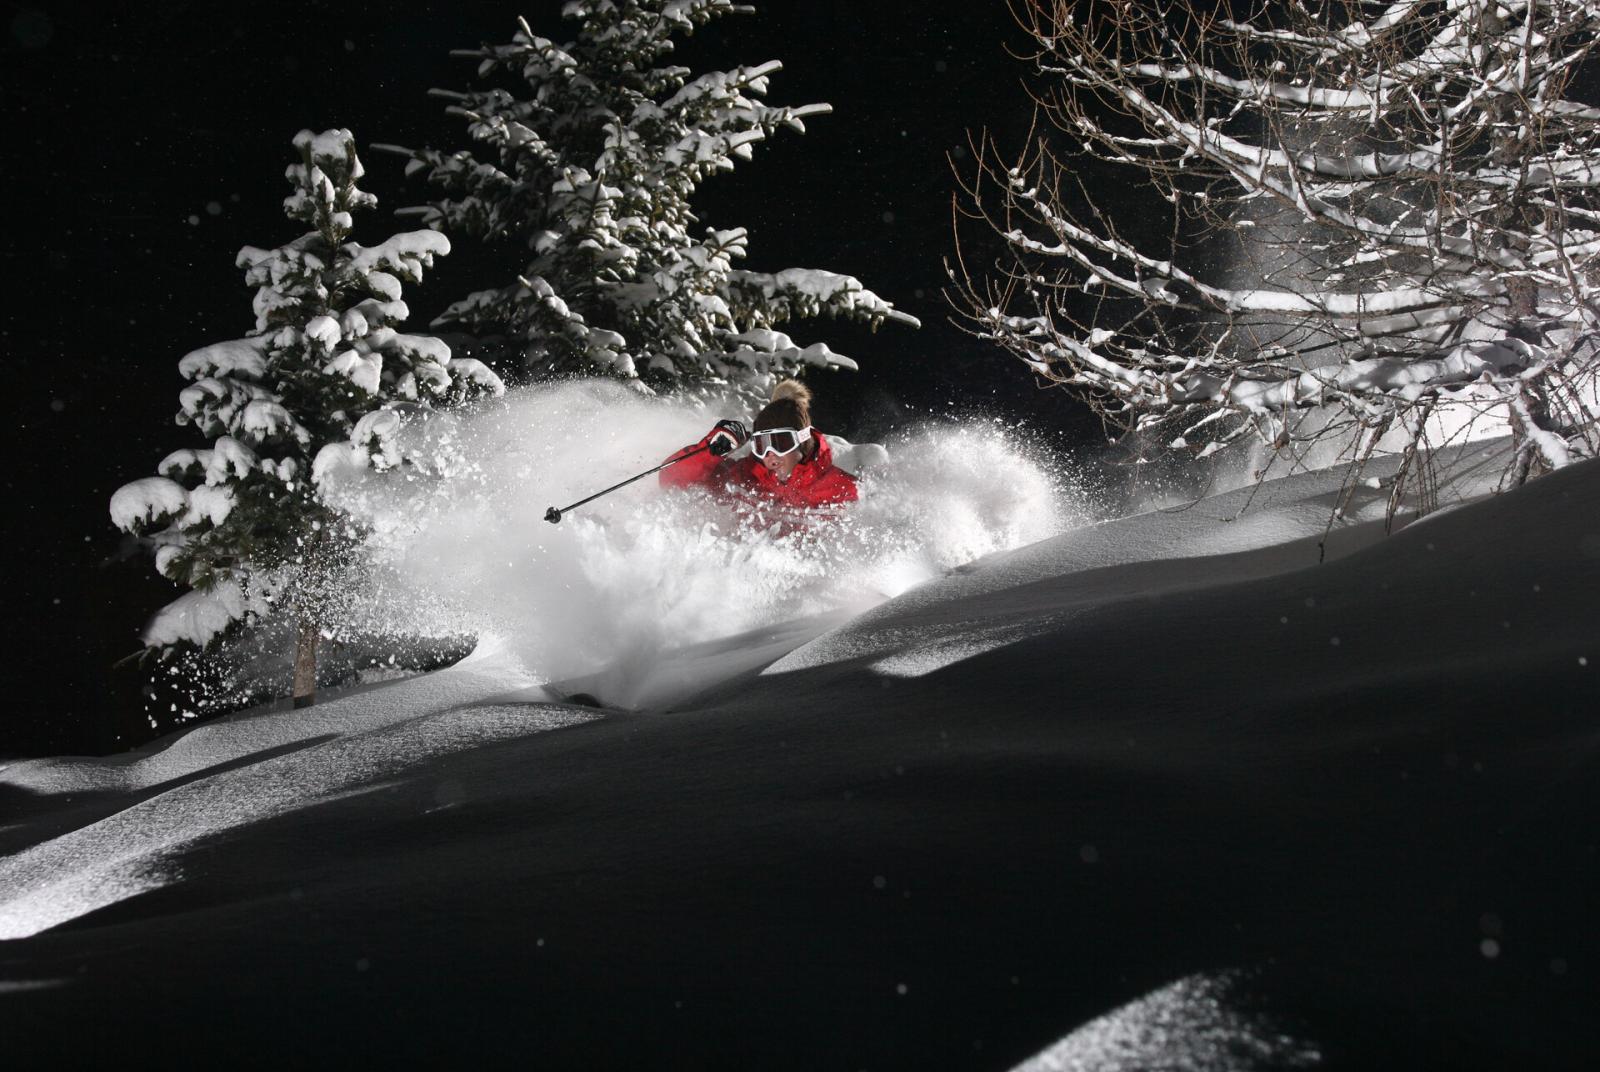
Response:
[311,380,1081,696]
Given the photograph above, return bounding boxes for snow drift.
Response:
[1,444,1595,1070]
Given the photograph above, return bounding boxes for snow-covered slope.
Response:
[2,450,1595,1070]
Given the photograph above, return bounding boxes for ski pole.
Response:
[544,442,717,524]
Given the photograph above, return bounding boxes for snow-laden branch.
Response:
[952,0,1600,493]
[113,129,505,660]
[388,0,916,397]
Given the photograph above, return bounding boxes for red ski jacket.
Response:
[659,429,859,511]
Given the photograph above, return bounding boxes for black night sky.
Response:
[2,1,1100,757]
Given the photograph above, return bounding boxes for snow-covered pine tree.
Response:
[110,128,504,709]
[375,0,918,398]
[953,0,1599,502]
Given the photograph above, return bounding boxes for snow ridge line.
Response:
[0,698,598,941]
[0,637,543,798]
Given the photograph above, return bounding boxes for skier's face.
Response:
[762,448,801,483]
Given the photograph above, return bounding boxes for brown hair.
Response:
[753,379,812,431]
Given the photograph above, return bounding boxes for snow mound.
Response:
[1010,972,1320,1071]
[0,652,595,940]
[1,637,544,798]
[0,444,1593,1067]
[770,438,1515,677]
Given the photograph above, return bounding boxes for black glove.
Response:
[708,419,749,457]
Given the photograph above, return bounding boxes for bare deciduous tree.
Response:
[952,0,1600,501]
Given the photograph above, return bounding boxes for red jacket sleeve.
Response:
[659,430,724,489]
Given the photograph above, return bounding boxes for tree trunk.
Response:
[293,618,318,709]
[1504,274,1549,485]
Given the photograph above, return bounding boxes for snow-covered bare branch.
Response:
[952,0,1600,494]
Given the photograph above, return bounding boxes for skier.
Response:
[660,379,858,510]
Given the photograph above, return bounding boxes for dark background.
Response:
[1,1,1105,757]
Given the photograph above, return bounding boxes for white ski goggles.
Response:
[750,426,812,459]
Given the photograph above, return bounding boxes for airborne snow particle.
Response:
[49,399,64,412]
[873,875,887,889]
[206,201,222,216]
[344,39,356,52]
[935,59,948,73]
[1550,958,1568,975]
[1479,939,1500,959]
[1579,657,1588,667]
[896,983,908,995]
[1330,636,1341,646]
[356,957,370,972]
[1079,844,1099,864]
[882,211,895,224]
[187,215,199,226]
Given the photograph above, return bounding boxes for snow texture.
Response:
[770,438,1514,678]
[140,579,262,649]
[111,129,503,650]
[108,477,187,533]
[1010,972,1319,1071]
[0,640,579,940]
[5,443,1597,1067]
